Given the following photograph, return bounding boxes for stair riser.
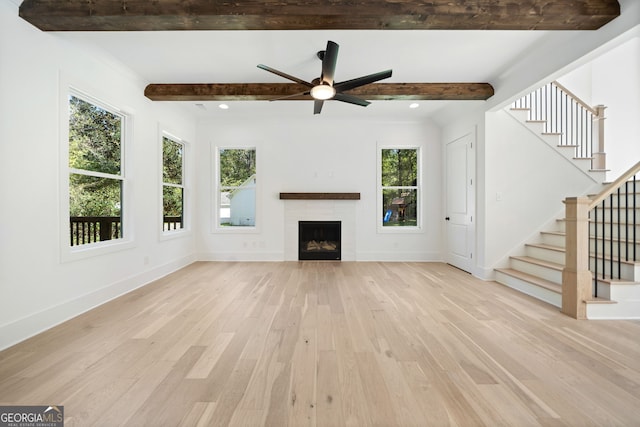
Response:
[589,281,640,300]
[589,259,639,282]
[589,223,640,240]
[572,158,595,173]
[524,120,546,134]
[608,284,640,301]
[589,240,640,259]
[592,281,612,300]
[525,245,565,264]
[509,108,529,122]
[540,133,562,147]
[586,300,640,319]
[540,234,640,256]
[595,193,640,207]
[510,258,562,284]
[590,208,640,223]
[495,271,562,308]
[541,233,565,247]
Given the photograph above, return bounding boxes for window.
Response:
[380,148,419,228]
[68,94,125,246]
[217,148,256,227]
[162,136,184,232]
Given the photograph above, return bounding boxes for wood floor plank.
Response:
[1,262,640,426]
[316,350,345,427]
[354,351,399,426]
[178,401,218,427]
[237,329,284,411]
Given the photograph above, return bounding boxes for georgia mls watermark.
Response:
[0,406,63,427]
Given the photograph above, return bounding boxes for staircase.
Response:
[495,168,640,319]
[495,81,640,319]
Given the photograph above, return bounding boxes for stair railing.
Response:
[562,160,640,319]
[512,81,606,170]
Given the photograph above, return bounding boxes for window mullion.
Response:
[163,182,184,189]
[70,168,123,181]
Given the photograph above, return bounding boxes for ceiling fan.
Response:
[257,40,392,115]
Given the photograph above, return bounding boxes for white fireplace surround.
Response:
[284,200,357,261]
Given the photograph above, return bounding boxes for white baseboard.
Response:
[355,251,443,262]
[197,251,285,261]
[474,266,497,281]
[197,251,443,263]
[0,254,196,351]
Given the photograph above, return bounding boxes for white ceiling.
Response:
[53,29,571,121]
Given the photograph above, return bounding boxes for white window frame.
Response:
[59,84,134,262]
[212,144,258,233]
[160,130,190,239]
[377,144,423,233]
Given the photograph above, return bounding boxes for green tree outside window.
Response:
[68,94,124,245]
[381,148,418,227]
[163,136,184,231]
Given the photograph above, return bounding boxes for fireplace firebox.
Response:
[298,221,341,260]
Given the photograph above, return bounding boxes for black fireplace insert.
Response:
[298,221,341,260]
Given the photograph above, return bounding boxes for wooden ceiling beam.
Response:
[19,0,620,31]
[144,83,495,101]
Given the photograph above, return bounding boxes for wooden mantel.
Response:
[279,192,360,200]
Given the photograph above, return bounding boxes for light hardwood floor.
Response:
[1,262,640,426]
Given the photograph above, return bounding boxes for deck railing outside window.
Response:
[70,216,183,246]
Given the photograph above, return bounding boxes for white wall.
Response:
[0,2,197,350]
[557,36,640,179]
[483,110,602,270]
[196,117,443,261]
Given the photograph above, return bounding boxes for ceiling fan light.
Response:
[310,84,336,100]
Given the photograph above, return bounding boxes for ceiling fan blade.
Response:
[334,69,393,92]
[321,41,339,85]
[257,64,313,87]
[314,100,324,115]
[334,92,371,107]
[268,91,311,101]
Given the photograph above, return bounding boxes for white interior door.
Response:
[445,132,475,273]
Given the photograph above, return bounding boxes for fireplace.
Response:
[298,221,341,260]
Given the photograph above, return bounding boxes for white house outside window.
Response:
[217,148,256,227]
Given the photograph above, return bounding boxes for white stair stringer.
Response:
[507,108,607,183]
[494,216,640,318]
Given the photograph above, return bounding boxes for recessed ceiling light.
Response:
[409,103,420,109]
[219,104,229,110]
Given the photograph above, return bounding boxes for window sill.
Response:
[61,238,135,263]
[213,225,259,234]
[377,225,424,234]
[160,228,192,241]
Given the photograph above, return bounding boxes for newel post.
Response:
[591,105,606,170]
[561,197,592,319]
